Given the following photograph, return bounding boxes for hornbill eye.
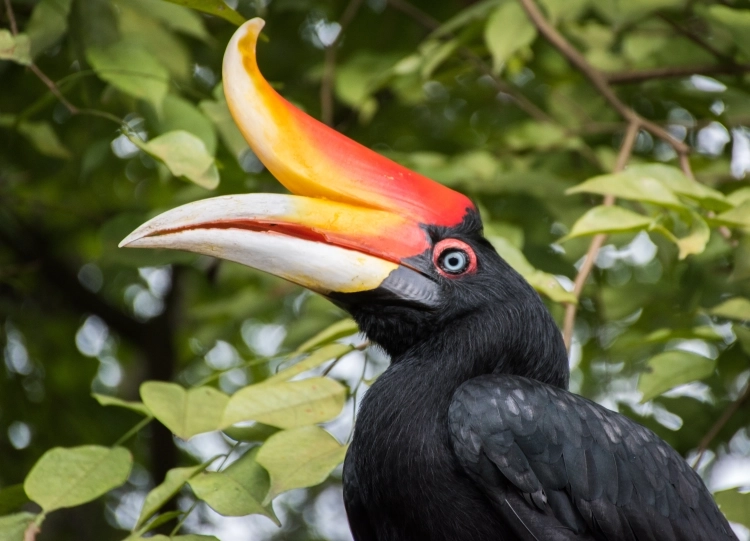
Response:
[433,239,477,277]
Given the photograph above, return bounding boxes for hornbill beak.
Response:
[120,18,474,308]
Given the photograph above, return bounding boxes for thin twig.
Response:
[320,0,364,125]
[679,152,695,181]
[606,63,750,85]
[562,121,640,349]
[28,65,79,114]
[4,0,78,114]
[658,14,733,64]
[693,383,750,468]
[4,0,18,34]
[517,0,689,156]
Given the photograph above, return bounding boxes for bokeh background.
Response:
[2,0,750,539]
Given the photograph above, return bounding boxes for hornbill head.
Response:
[121,19,552,362]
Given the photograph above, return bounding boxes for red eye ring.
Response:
[432,239,477,278]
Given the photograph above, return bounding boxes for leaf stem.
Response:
[114,416,154,447]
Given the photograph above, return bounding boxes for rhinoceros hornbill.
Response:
[121,18,737,541]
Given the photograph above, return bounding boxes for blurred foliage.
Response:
[1,0,750,539]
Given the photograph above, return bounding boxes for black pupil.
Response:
[440,249,468,274]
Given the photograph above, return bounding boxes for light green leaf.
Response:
[539,0,589,23]
[24,446,132,512]
[136,462,212,529]
[0,31,31,65]
[708,297,750,321]
[625,164,731,211]
[421,38,460,80]
[431,0,502,38]
[257,426,347,502]
[484,3,537,74]
[714,489,750,528]
[265,343,353,384]
[93,393,151,416]
[728,187,750,207]
[224,423,280,443]
[639,351,716,402]
[0,512,36,541]
[567,170,685,209]
[199,88,250,161]
[126,0,210,41]
[136,131,219,189]
[714,201,750,229]
[222,378,346,429]
[134,510,182,535]
[505,122,581,151]
[293,319,359,355]
[16,120,71,159]
[654,211,711,260]
[85,41,169,112]
[489,236,576,304]
[562,206,652,241]
[159,95,217,155]
[644,326,723,343]
[140,382,229,440]
[705,6,750,59]
[159,0,245,27]
[189,448,277,522]
[735,325,750,356]
[25,0,73,58]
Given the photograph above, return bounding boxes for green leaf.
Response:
[126,0,211,42]
[293,319,359,355]
[199,89,250,161]
[488,236,576,304]
[655,211,711,260]
[135,510,182,535]
[562,206,652,241]
[16,121,72,159]
[25,0,73,58]
[224,423,280,443]
[0,512,37,541]
[431,0,502,38]
[24,446,132,512]
[93,393,151,416]
[708,297,750,321]
[136,462,212,529]
[484,3,537,73]
[638,351,716,402]
[257,426,347,502]
[136,131,219,189]
[158,0,245,27]
[644,326,723,343]
[0,485,30,516]
[714,201,750,229]
[265,343,353,384]
[625,164,731,211]
[0,31,31,65]
[85,41,169,112]
[505,122,581,151]
[714,489,750,528]
[567,170,685,209]
[705,6,750,59]
[140,382,229,440]
[539,0,589,23]
[159,95,217,155]
[189,448,277,522]
[222,378,346,429]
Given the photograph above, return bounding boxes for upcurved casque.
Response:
[222,18,474,227]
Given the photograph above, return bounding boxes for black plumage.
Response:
[341,211,736,541]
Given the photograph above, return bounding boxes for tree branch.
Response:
[516,0,690,157]
[320,0,364,126]
[562,121,640,349]
[693,383,750,468]
[4,0,78,114]
[606,63,750,85]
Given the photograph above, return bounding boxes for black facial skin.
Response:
[330,210,569,389]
